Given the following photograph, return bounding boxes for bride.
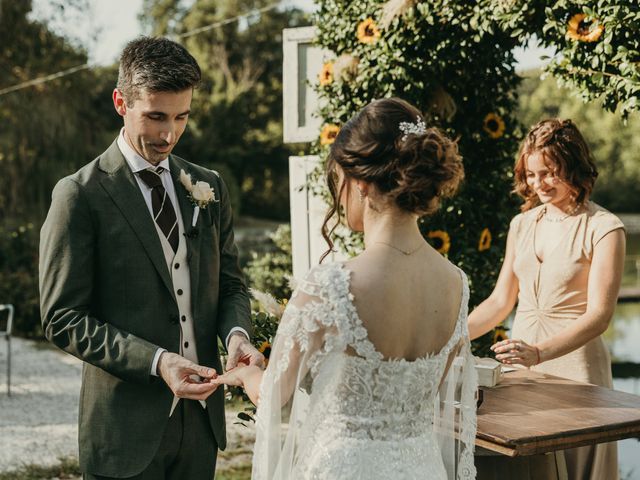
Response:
[213,97,478,479]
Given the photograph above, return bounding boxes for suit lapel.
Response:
[170,157,202,314]
[98,140,176,302]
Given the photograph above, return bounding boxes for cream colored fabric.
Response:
[510,201,624,480]
[155,217,206,415]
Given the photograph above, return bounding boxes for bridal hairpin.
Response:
[399,116,427,141]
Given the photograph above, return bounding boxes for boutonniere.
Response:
[179,169,219,228]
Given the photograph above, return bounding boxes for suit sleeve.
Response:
[39,177,158,384]
[214,175,253,344]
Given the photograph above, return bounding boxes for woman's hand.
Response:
[491,339,541,367]
[212,363,265,406]
[212,364,262,388]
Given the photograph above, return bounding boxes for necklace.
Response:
[543,203,583,223]
[374,241,425,256]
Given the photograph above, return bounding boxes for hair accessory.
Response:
[399,116,427,141]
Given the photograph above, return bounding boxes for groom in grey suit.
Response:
[39,37,263,479]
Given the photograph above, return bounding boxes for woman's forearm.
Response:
[239,366,264,406]
[468,296,513,340]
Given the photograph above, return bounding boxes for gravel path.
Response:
[0,337,255,475]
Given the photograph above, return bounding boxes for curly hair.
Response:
[514,119,598,212]
[321,97,464,261]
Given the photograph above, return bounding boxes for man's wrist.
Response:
[225,328,250,349]
[151,348,167,377]
[229,331,249,342]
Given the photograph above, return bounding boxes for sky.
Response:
[32,0,553,70]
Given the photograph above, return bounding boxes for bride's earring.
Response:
[357,187,365,203]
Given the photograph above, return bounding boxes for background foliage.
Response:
[312,0,640,354]
[244,224,293,300]
[141,0,309,220]
[518,72,640,213]
[314,0,523,354]
[493,0,640,118]
[0,0,306,336]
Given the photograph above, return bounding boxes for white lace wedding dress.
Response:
[252,262,478,480]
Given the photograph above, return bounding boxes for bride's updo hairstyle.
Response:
[321,97,464,258]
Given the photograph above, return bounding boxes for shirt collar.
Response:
[117,128,171,174]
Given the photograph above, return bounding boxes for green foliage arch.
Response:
[312,0,639,354]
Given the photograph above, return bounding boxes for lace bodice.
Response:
[252,262,477,480]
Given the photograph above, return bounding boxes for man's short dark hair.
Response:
[117,36,201,104]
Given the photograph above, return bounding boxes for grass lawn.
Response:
[0,456,252,480]
[0,456,80,480]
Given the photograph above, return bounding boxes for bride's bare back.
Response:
[346,244,463,361]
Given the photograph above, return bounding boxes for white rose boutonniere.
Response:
[179,169,219,227]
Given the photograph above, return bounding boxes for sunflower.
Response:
[258,341,272,362]
[427,230,451,255]
[478,228,492,252]
[493,326,508,345]
[357,18,381,44]
[320,124,340,145]
[567,13,604,43]
[319,61,334,86]
[483,113,506,139]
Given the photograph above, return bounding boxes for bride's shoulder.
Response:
[303,261,348,283]
[292,262,350,300]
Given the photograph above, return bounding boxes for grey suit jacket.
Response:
[39,140,252,477]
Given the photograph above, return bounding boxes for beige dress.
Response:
[510,201,625,480]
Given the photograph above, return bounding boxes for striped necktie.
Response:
[137,167,179,253]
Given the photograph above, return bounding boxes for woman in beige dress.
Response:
[468,119,626,480]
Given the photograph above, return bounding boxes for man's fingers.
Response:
[226,350,240,370]
[195,366,217,379]
[176,381,218,398]
[250,353,265,368]
[239,354,252,366]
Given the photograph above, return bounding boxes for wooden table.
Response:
[476,369,640,457]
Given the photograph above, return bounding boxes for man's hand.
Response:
[226,332,265,371]
[158,352,218,400]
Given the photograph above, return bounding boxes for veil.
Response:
[251,262,478,480]
[436,334,479,479]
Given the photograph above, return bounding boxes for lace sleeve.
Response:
[252,263,345,480]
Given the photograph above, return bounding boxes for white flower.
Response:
[333,54,359,82]
[250,288,285,319]
[180,169,193,192]
[286,274,298,292]
[180,169,218,208]
[381,0,417,28]
[192,181,216,204]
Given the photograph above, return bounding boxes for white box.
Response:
[474,357,502,387]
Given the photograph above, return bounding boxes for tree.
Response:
[493,0,640,118]
[141,0,310,219]
[0,0,118,222]
[0,0,119,336]
[519,73,640,213]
